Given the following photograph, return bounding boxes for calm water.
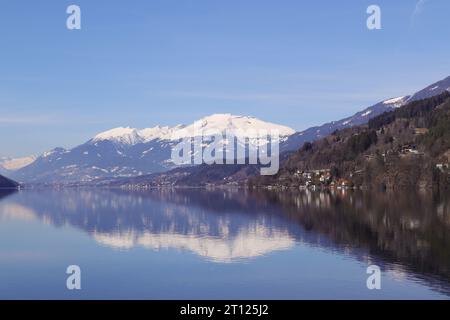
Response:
[0,188,449,300]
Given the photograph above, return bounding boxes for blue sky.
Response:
[1,0,450,157]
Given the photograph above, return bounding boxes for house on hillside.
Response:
[399,144,424,156]
[414,128,429,135]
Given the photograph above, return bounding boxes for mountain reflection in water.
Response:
[0,188,449,296]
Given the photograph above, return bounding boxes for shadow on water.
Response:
[1,187,449,295]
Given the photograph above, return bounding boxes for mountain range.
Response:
[281,75,450,152]
[7,75,450,185]
[10,114,294,184]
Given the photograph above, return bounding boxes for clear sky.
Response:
[1,0,450,157]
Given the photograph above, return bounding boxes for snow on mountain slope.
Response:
[0,155,37,171]
[171,114,294,140]
[139,125,183,142]
[11,75,450,184]
[12,114,295,184]
[281,75,450,152]
[92,114,294,145]
[93,127,143,145]
[383,96,407,106]
[406,76,450,102]
[281,96,410,152]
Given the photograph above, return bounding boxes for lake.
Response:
[0,188,449,299]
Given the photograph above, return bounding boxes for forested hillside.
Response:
[251,92,450,190]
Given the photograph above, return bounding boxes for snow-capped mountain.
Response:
[281,75,450,151]
[90,114,294,144]
[12,114,294,184]
[90,125,187,145]
[10,75,450,184]
[171,113,294,140]
[0,155,36,175]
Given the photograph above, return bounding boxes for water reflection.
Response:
[0,189,299,263]
[0,188,449,294]
[250,189,450,292]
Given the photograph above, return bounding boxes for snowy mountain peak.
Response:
[138,126,178,142]
[43,148,66,158]
[171,113,295,140]
[11,75,450,184]
[93,127,142,145]
[91,114,295,145]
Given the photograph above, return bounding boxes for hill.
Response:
[251,92,450,190]
[0,174,19,189]
[280,75,450,152]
